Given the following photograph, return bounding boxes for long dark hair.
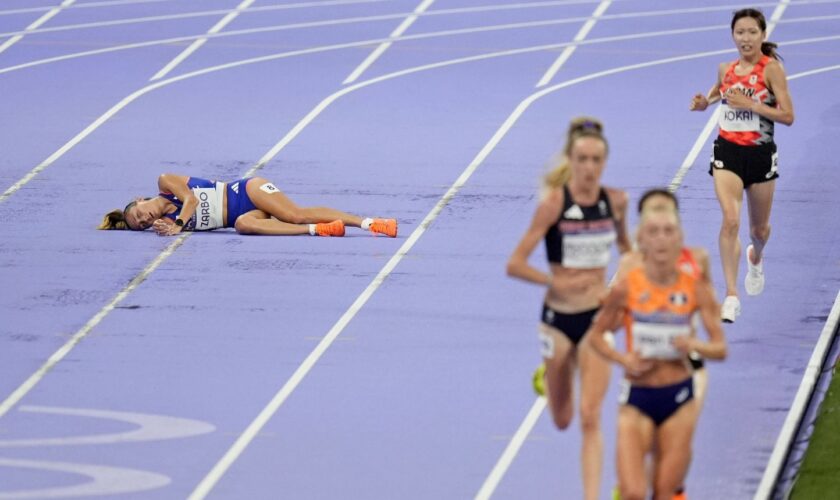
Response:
[731,8,782,60]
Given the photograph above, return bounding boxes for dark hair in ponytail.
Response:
[731,8,782,60]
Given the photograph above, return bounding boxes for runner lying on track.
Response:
[98,174,397,238]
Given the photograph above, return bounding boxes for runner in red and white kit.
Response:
[689,8,794,323]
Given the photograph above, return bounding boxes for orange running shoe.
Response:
[672,489,687,500]
[369,218,397,238]
[315,220,345,237]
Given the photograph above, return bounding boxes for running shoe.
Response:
[721,295,741,323]
[532,362,546,397]
[370,218,398,238]
[673,488,687,500]
[744,244,765,296]
[315,220,345,237]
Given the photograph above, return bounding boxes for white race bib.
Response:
[632,321,690,360]
[719,100,760,133]
[191,182,225,231]
[562,230,616,269]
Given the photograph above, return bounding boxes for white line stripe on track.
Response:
[0,0,173,17]
[536,0,610,88]
[2,8,837,78]
[0,0,75,55]
[150,0,255,81]
[475,398,547,500]
[3,0,833,39]
[0,0,399,38]
[343,0,435,84]
[0,235,191,419]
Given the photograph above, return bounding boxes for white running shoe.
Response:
[721,295,741,323]
[745,244,765,296]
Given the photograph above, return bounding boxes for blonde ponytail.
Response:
[544,155,571,189]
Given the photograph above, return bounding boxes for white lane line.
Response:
[150,0,254,81]
[0,0,173,17]
[0,0,398,38]
[536,0,610,87]
[0,0,75,55]
[3,5,835,80]
[0,236,191,419]
[475,398,547,500]
[4,0,826,39]
[342,0,435,84]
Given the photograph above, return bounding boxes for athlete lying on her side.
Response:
[99,174,397,238]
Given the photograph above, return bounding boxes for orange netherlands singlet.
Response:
[623,267,698,359]
[718,55,777,146]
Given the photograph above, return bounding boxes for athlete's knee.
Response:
[234,216,257,234]
[552,417,572,431]
[280,209,307,225]
[549,403,573,430]
[720,213,740,236]
[579,402,602,433]
[750,223,771,243]
[620,483,645,500]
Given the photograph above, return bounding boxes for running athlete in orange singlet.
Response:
[613,189,712,407]
[589,209,726,500]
